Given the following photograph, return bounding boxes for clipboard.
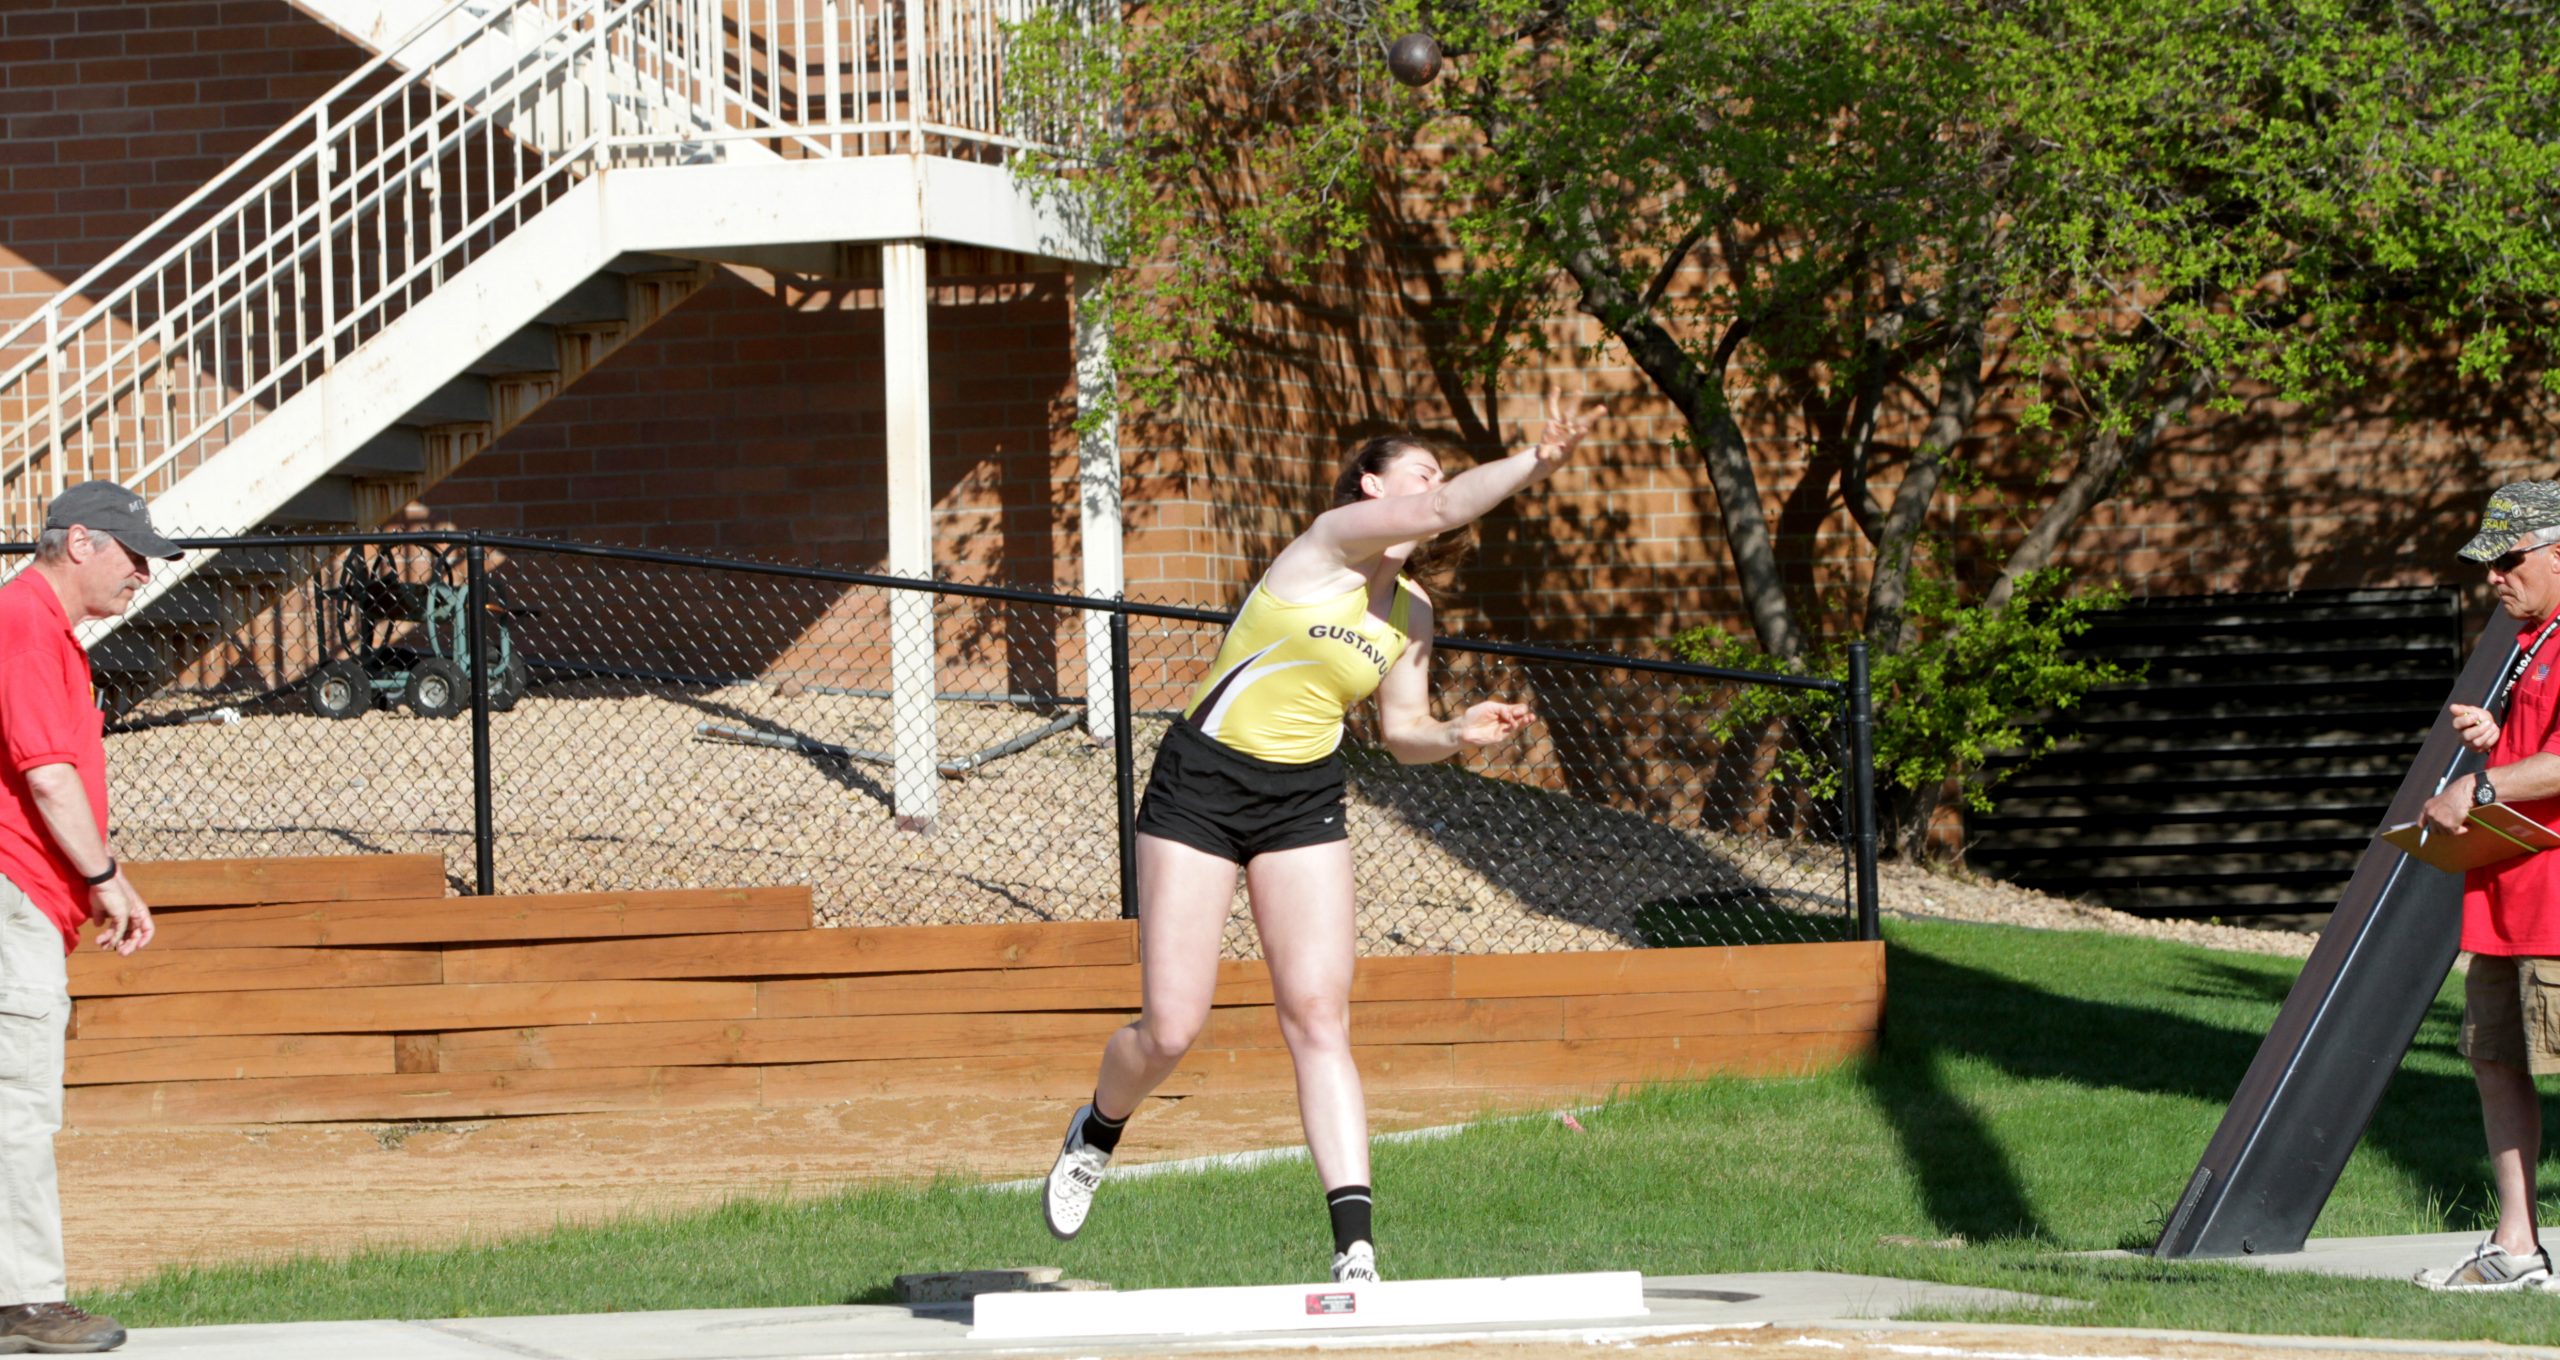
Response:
[2384,802,2560,872]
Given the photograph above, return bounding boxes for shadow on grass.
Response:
[1868,935,2503,1250]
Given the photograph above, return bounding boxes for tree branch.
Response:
[1987,335,2216,612]
[1637,223,1705,319]
[1864,298,1987,651]
[1540,211,1806,662]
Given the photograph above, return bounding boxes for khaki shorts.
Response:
[2462,955,2560,1074]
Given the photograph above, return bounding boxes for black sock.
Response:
[1079,1098,1128,1155]
[1326,1184,1373,1255]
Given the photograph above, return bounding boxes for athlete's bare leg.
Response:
[1247,839,1369,1189]
[1092,832,1240,1119]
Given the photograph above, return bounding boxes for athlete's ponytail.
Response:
[1331,434,1472,602]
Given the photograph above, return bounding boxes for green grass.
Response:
[85,917,2560,1341]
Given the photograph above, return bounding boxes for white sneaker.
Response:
[2413,1239,2551,1291]
[1043,1104,1111,1240]
[1331,1240,1379,1284]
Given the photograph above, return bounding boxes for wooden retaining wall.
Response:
[64,856,1886,1126]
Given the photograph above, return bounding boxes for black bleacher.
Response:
[1966,588,2463,920]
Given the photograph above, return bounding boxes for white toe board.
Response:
[969,1270,1645,1340]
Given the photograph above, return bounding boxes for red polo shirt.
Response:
[2466,618,2560,955]
[0,569,104,953]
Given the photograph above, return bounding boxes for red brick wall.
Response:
[1136,231,2543,649]
[6,0,2542,655]
[1,0,371,336]
[406,264,1081,587]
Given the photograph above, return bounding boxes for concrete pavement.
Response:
[106,1234,2535,1360]
[113,1271,2063,1359]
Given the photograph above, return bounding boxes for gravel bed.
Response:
[1874,857,2319,958]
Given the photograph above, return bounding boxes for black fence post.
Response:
[465,534,495,896]
[1111,607,1138,920]
[1847,641,1880,942]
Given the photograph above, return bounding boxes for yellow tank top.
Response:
[1183,578,1419,763]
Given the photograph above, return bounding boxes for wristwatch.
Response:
[2476,774,2500,807]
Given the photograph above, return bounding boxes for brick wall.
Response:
[1133,226,2542,650]
[1,0,371,336]
[6,0,2542,661]
[406,263,1081,584]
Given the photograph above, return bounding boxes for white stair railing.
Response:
[0,0,1082,532]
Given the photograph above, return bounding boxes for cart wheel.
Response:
[309,660,372,720]
[485,646,528,713]
[406,657,468,719]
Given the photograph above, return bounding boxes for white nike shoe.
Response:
[1331,1240,1379,1284]
[1043,1104,1112,1240]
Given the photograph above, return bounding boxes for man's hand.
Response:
[88,873,153,956]
[2452,703,2502,755]
[2422,775,2484,837]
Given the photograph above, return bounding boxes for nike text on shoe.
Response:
[1043,1103,1112,1240]
[1332,1240,1379,1284]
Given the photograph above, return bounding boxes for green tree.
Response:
[1012,0,2560,853]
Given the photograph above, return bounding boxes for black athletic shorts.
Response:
[1134,719,1349,864]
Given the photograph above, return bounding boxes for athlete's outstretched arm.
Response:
[1374,604,1534,765]
[1311,392,1600,564]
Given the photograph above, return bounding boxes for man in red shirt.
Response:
[0,481,181,1352]
[2416,480,2560,1292]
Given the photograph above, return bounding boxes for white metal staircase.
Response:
[0,0,1118,830]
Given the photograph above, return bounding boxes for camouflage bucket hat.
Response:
[2460,481,2560,563]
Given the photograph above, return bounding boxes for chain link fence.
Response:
[5,530,1877,954]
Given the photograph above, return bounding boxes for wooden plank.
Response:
[1199,998,1563,1050]
[426,1011,1130,1073]
[1449,1032,1872,1088]
[1562,986,1884,1041]
[69,946,440,998]
[421,996,1562,1074]
[753,954,1450,1020]
[757,1043,1456,1105]
[135,888,814,950]
[758,964,1143,1019]
[65,1034,394,1086]
[66,1065,761,1126]
[1211,955,1455,1005]
[1152,1044,1457,1094]
[443,920,1138,985]
[73,980,760,1040]
[1451,941,1883,999]
[125,856,448,908]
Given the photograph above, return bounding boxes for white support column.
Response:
[1073,266,1123,745]
[884,240,939,830]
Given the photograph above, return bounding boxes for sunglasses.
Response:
[79,528,148,572]
[2493,540,2559,574]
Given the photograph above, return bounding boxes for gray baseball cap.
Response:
[42,481,181,560]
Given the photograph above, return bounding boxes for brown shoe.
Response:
[0,1301,125,1352]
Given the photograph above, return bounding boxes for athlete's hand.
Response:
[2451,703,2501,755]
[1454,700,1534,751]
[1531,390,1603,465]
